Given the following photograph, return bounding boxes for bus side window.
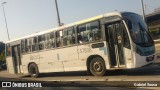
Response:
[21,40,25,53]
[50,32,55,48]
[77,33,82,43]
[78,24,85,43]
[56,30,63,47]
[63,27,75,46]
[35,37,38,51]
[71,30,76,44]
[32,37,38,51]
[63,30,68,46]
[38,35,45,50]
[28,38,32,52]
[90,21,101,41]
[44,33,50,49]
[31,38,34,52]
[26,38,31,52]
[25,39,28,53]
[78,20,101,43]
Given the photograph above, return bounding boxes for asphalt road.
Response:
[1,63,160,90]
[12,63,160,82]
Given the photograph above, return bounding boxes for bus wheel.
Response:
[28,63,39,78]
[89,57,106,76]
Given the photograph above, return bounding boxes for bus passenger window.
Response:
[71,33,75,44]
[30,38,34,52]
[38,35,45,50]
[78,20,101,43]
[33,37,38,51]
[78,33,82,43]
[56,31,63,47]
[32,38,35,51]
[28,38,32,52]
[50,32,55,48]
[63,27,76,46]
[78,24,86,43]
[90,21,101,41]
[45,33,50,49]
[21,40,25,53]
[25,39,28,53]
[63,30,68,46]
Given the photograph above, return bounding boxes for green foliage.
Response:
[0,50,5,61]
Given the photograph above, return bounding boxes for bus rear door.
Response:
[12,44,22,73]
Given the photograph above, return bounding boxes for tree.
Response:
[0,50,5,61]
[0,42,5,62]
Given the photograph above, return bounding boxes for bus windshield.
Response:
[122,12,154,47]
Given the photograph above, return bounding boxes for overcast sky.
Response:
[0,0,160,42]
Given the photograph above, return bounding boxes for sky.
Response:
[0,0,160,42]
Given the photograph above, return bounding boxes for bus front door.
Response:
[105,22,126,68]
[12,45,22,74]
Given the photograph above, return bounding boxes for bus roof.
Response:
[6,11,122,44]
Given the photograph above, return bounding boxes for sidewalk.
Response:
[0,70,27,79]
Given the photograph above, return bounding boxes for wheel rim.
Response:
[93,61,103,72]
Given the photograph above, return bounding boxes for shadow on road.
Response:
[31,63,160,77]
[1,69,159,90]
[1,64,160,79]
[106,63,160,76]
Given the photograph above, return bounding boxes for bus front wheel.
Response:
[89,57,106,76]
[28,63,39,78]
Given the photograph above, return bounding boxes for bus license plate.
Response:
[146,55,155,62]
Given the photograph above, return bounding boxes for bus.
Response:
[5,12,156,77]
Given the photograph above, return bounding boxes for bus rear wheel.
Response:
[28,63,39,78]
[89,57,106,76]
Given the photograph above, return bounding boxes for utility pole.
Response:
[55,0,61,26]
[2,2,10,41]
[140,0,146,22]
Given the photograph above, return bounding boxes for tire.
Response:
[89,57,106,76]
[28,63,39,78]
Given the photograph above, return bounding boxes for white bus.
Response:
[5,12,156,77]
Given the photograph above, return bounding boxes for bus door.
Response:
[105,21,126,68]
[12,45,22,73]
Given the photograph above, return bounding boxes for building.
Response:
[146,9,160,40]
[146,9,160,60]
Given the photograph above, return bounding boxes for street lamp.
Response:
[55,0,61,27]
[140,0,146,21]
[2,2,10,41]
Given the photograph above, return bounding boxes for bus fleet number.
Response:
[78,48,92,54]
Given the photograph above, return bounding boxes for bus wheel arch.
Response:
[28,62,39,78]
[87,55,106,76]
